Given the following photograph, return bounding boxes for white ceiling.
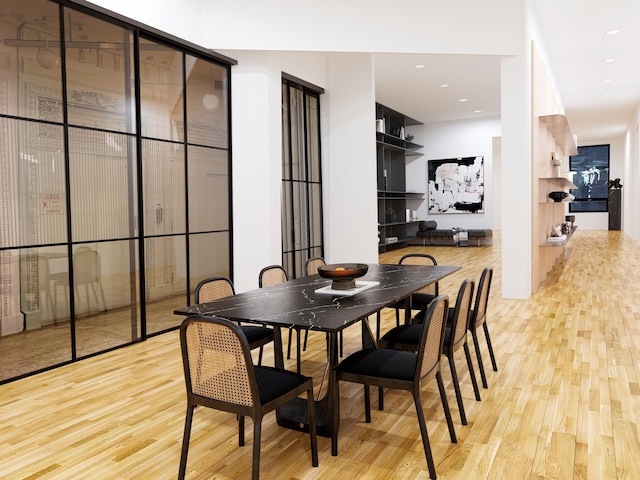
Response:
[374,0,640,143]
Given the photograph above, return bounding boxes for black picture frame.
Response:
[569,144,610,213]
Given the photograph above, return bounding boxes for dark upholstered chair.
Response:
[194,276,274,366]
[468,266,497,388]
[258,265,306,372]
[334,295,456,480]
[379,277,481,425]
[178,316,318,480]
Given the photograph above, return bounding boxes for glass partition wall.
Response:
[0,0,233,383]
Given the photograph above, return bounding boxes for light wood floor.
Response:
[1,230,639,479]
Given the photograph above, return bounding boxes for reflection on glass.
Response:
[0,118,67,248]
[64,9,135,133]
[142,140,185,236]
[187,146,229,233]
[310,184,322,246]
[74,240,140,357]
[145,235,188,335]
[188,232,229,304]
[185,55,228,148]
[307,95,321,182]
[139,38,184,141]
[68,128,138,242]
[0,247,71,382]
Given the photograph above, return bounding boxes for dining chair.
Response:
[333,294,456,480]
[194,276,274,366]
[468,266,497,389]
[258,265,305,372]
[178,315,318,480]
[379,277,481,425]
[50,246,107,317]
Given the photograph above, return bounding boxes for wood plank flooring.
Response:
[1,230,639,479]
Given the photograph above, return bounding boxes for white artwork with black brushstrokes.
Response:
[428,156,484,214]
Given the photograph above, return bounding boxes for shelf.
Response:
[378,190,425,199]
[539,177,577,189]
[378,220,423,227]
[539,114,578,155]
[376,132,423,152]
[539,226,577,247]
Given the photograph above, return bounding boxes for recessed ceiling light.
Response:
[459,98,468,102]
[606,29,621,35]
[603,79,612,83]
[473,110,482,113]
[414,64,425,69]
[440,84,449,88]
[602,93,610,98]
[604,58,616,63]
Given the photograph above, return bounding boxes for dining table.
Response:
[174,262,460,455]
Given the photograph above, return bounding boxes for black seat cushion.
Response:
[336,348,417,381]
[254,366,309,404]
[240,325,273,343]
[379,324,421,345]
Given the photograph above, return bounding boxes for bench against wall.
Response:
[414,221,493,246]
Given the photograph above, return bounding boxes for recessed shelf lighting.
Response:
[459,98,468,102]
[414,64,425,69]
[606,29,621,35]
[604,58,616,63]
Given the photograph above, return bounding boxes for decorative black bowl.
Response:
[548,191,569,202]
[318,263,368,290]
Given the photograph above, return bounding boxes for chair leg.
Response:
[287,328,293,359]
[296,329,302,373]
[257,346,264,366]
[375,311,381,342]
[252,419,262,480]
[447,355,467,425]
[436,371,457,443]
[412,390,437,480]
[464,342,481,401]
[239,415,245,446]
[306,385,319,467]
[471,329,488,388]
[339,330,344,357]
[303,329,309,351]
[178,405,194,480]
[483,322,498,372]
[364,385,371,423]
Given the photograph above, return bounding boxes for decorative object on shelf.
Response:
[608,178,622,189]
[376,119,385,133]
[318,263,368,290]
[428,156,484,214]
[550,152,562,177]
[548,191,569,202]
[565,215,575,228]
[550,224,562,237]
[405,133,414,142]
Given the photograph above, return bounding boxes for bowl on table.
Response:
[317,263,368,290]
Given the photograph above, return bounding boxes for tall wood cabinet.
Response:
[375,103,424,252]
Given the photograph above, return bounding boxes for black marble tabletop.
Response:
[174,263,460,333]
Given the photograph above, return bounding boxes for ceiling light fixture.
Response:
[440,84,449,88]
[459,98,468,102]
[605,29,621,35]
[603,79,612,83]
[473,110,482,113]
[604,58,616,63]
[414,64,425,69]
[602,94,610,98]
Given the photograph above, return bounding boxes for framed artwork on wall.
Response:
[569,144,610,213]
[427,156,484,214]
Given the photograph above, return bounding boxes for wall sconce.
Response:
[36,47,59,69]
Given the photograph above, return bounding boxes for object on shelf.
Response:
[548,191,569,202]
[385,237,398,244]
[550,224,562,237]
[565,215,575,228]
[376,119,385,133]
[546,234,567,244]
[550,152,562,177]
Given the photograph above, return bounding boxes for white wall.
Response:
[408,116,500,230]
[570,138,625,230]
[624,107,640,243]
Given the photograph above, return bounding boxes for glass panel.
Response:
[68,128,138,242]
[64,9,135,133]
[289,87,305,181]
[282,82,291,180]
[0,0,63,120]
[185,55,228,148]
[293,181,308,250]
[0,118,67,248]
[309,184,322,247]
[142,139,185,235]
[0,246,72,382]
[188,232,229,304]
[281,181,293,252]
[145,235,187,335]
[307,94,321,182]
[139,38,184,142]
[187,145,228,233]
[74,240,141,357]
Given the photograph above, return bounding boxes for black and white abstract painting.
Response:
[428,156,484,214]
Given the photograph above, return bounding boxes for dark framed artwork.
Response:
[569,144,610,213]
[428,156,484,214]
